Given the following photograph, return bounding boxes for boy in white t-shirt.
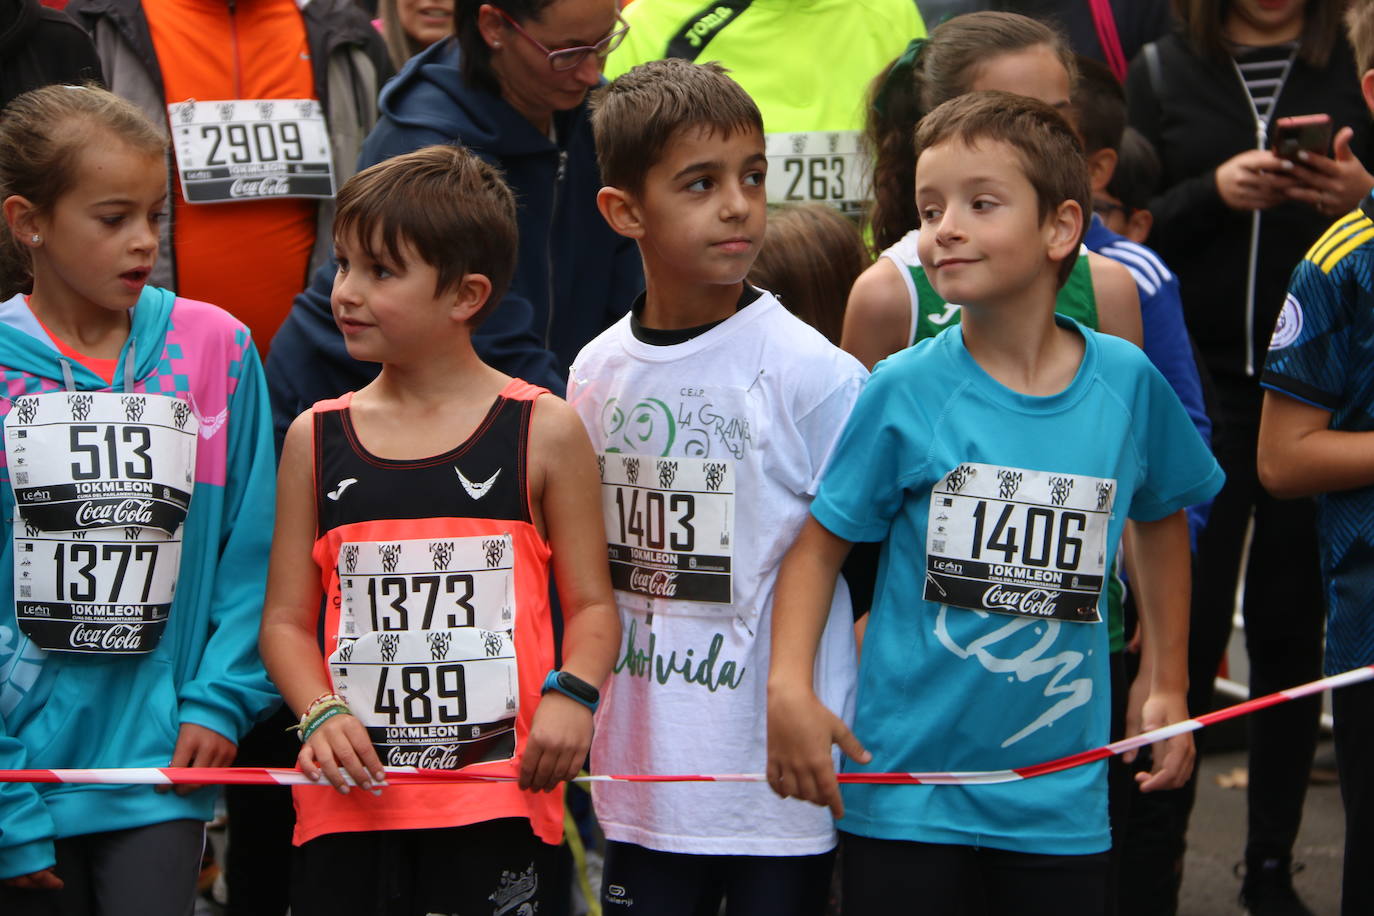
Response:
[566,58,867,915]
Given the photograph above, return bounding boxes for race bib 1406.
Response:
[924,463,1116,624]
[168,99,334,203]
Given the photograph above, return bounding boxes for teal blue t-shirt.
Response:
[811,318,1222,854]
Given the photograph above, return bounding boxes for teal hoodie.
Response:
[0,286,276,879]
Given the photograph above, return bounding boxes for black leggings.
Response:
[291,818,561,916]
[1334,679,1374,916]
[840,832,1108,916]
[600,840,833,916]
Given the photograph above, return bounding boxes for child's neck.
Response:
[27,290,130,359]
[960,284,1084,397]
[351,345,510,460]
[639,274,743,331]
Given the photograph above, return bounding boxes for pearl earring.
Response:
[493,41,501,48]
[30,235,40,244]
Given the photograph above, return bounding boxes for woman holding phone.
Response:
[1125,1,1372,913]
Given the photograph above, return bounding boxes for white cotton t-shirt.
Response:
[567,289,867,856]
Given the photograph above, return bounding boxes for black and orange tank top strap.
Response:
[312,380,548,530]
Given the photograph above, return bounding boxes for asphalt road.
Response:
[1179,740,1344,916]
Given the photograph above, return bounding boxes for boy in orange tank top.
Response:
[259,145,620,916]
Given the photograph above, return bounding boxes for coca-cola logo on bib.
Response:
[982,585,1060,618]
[386,743,464,769]
[629,568,679,597]
[229,176,290,198]
[75,498,155,527]
[69,622,145,651]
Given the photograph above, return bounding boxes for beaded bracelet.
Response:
[299,705,352,743]
[292,693,347,730]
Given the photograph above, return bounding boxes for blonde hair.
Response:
[0,84,165,298]
[1347,0,1374,76]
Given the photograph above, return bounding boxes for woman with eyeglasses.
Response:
[266,0,642,448]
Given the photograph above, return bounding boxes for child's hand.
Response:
[1285,128,1374,218]
[1133,691,1194,793]
[299,713,386,795]
[520,693,593,792]
[766,682,870,818]
[159,723,237,796]
[1,867,63,890]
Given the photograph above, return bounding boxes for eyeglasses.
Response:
[1092,200,1127,217]
[493,6,630,72]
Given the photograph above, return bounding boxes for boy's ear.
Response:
[1045,199,1083,264]
[596,186,646,240]
[1086,147,1118,195]
[1125,208,1154,245]
[1361,70,1374,115]
[2,194,41,243]
[448,272,495,324]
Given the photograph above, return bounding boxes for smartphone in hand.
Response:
[1272,114,1333,161]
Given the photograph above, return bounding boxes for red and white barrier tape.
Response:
[1,666,1368,788]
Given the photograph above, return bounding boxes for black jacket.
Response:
[1127,31,1374,386]
[0,0,104,108]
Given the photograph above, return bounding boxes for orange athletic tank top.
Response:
[292,379,563,846]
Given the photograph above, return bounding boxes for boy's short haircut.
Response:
[590,58,764,194]
[915,90,1090,286]
[1107,127,1163,214]
[1348,0,1374,76]
[333,144,518,326]
[1072,55,1126,156]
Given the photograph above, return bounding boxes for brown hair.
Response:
[456,0,559,96]
[0,84,166,299]
[590,58,763,194]
[915,90,1089,287]
[378,0,424,70]
[1073,55,1126,156]
[865,12,1076,254]
[1173,0,1342,68]
[333,144,518,325]
[748,205,870,345]
[1347,0,1374,76]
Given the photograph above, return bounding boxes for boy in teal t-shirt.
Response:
[766,91,1222,915]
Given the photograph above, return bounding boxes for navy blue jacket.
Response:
[267,39,641,447]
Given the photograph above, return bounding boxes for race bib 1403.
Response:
[168,99,334,203]
[599,453,734,607]
[924,463,1116,624]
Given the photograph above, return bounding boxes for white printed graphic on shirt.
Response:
[925,462,1114,747]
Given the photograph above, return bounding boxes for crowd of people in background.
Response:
[0,1,1370,915]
